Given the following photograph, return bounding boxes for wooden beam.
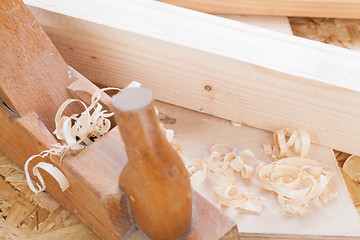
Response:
[157,0,360,19]
[26,0,360,156]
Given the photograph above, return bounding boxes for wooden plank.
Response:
[157,0,360,19]
[26,0,360,156]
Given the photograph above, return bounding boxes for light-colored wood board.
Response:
[156,101,360,238]
[26,0,360,156]
[157,0,360,19]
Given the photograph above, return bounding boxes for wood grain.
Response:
[0,0,81,131]
[158,0,360,19]
[26,0,360,156]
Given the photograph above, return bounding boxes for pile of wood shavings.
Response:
[186,144,265,214]
[183,127,337,215]
[259,128,337,215]
[24,82,141,194]
[0,153,98,239]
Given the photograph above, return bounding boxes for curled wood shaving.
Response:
[272,128,310,158]
[227,152,255,179]
[53,90,117,150]
[343,155,360,182]
[208,165,235,186]
[210,144,233,156]
[186,144,264,213]
[186,145,256,188]
[24,149,69,194]
[214,185,265,214]
[186,159,207,188]
[257,157,336,215]
[25,82,141,194]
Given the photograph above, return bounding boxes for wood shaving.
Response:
[25,149,69,194]
[271,128,310,158]
[343,155,360,182]
[185,128,336,216]
[25,82,141,194]
[213,185,265,214]
[257,157,336,215]
[260,128,337,215]
[159,122,182,155]
[186,144,264,213]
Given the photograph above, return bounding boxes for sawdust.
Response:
[289,18,360,50]
[0,153,99,239]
